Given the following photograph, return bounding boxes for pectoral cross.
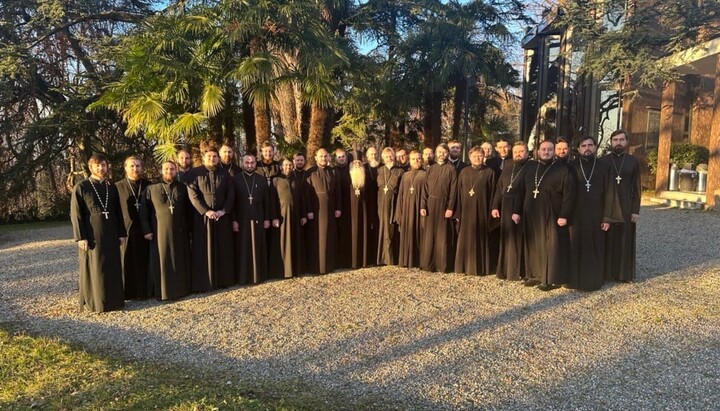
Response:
[532,188,540,199]
[134,201,140,211]
[615,175,622,184]
[410,186,415,194]
[469,188,475,197]
[383,185,389,194]
[585,181,591,192]
[506,184,512,193]
[248,195,254,205]
[102,211,110,219]
[168,204,175,214]
[354,188,360,196]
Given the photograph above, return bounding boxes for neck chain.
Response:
[579,156,597,192]
[126,178,142,211]
[160,181,175,214]
[506,161,527,193]
[89,178,111,219]
[533,160,555,199]
[610,154,626,185]
[243,173,256,205]
[469,166,483,197]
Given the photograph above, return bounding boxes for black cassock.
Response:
[270,174,303,278]
[364,164,380,265]
[305,165,341,274]
[602,153,641,282]
[116,178,151,299]
[219,162,242,177]
[234,172,271,284]
[376,165,404,265]
[335,164,353,269]
[348,182,370,269]
[290,169,311,274]
[454,165,496,276]
[257,160,282,275]
[71,178,126,312]
[420,163,458,273]
[568,157,624,291]
[513,160,576,286]
[140,181,191,300]
[187,166,235,291]
[491,160,530,280]
[394,169,427,268]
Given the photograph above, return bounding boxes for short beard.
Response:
[613,146,625,154]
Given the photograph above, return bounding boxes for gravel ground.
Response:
[1,205,719,410]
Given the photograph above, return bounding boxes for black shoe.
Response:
[537,283,559,291]
[523,279,540,287]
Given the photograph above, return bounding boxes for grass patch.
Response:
[0,220,69,235]
[0,328,314,410]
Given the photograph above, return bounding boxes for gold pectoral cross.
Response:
[469,188,475,197]
[383,185,389,194]
[532,188,540,199]
[410,186,415,194]
[168,204,174,214]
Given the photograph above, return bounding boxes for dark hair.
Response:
[610,129,629,139]
[204,146,219,154]
[293,152,306,159]
[468,145,483,155]
[555,137,568,145]
[575,136,597,147]
[88,153,108,165]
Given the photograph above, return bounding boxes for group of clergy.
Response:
[71,130,640,313]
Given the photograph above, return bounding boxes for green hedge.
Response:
[646,143,709,175]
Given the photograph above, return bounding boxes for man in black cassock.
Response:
[396,148,410,172]
[364,146,381,265]
[422,147,435,170]
[305,148,341,274]
[257,141,282,276]
[291,152,311,274]
[568,136,623,291]
[512,140,576,291]
[71,154,126,313]
[394,151,426,268]
[334,148,353,269]
[187,147,235,291]
[233,153,273,284]
[486,138,511,176]
[176,149,193,183]
[447,139,467,172]
[555,138,572,164]
[376,147,404,265]
[219,144,242,177]
[455,146,496,276]
[116,155,151,299]
[481,142,494,164]
[420,144,458,273]
[140,160,191,300]
[602,129,641,282]
[491,141,530,281]
[347,160,371,268]
[271,159,305,278]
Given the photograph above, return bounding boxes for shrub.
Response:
[646,143,709,175]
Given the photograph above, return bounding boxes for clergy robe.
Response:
[513,160,576,286]
[394,169,427,268]
[454,165,496,276]
[234,172,272,284]
[486,155,511,177]
[257,160,281,275]
[449,158,468,173]
[219,162,242,177]
[116,178,152,299]
[291,168,311,274]
[305,165,341,274]
[348,182,371,269]
[140,181,191,300]
[568,157,624,291]
[269,174,303,278]
[364,164,380,265]
[187,166,236,291]
[602,152,641,282]
[420,162,458,273]
[71,178,126,313]
[376,165,404,265]
[491,160,530,280]
[335,164,353,269]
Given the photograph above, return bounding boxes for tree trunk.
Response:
[242,94,256,153]
[254,101,271,153]
[274,81,301,143]
[451,76,466,140]
[423,91,443,147]
[306,101,329,165]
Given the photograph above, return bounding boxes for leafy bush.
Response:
[646,143,709,175]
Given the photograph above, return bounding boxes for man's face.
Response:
[495,141,510,158]
[335,151,347,166]
[177,151,191,169]
[409,152,422,170]
[261,146,274,162]
[469,150,484,167]
[242,155,257,173]
[162,162,177,182]
[512,145,529,161]
[366,148,378,163]
[316,150,330,167]
[220,145,234,164]
[611,133,628,152]
[538,142,555,161]
[125,159,142,180]
[381,149,395,166]
[293,155,306,170]
[448,143,461,159]
[435,146,449,163]
[396,149,408,165]
[555,142,569,159]
[282,159,293,175]
[578,139,597,157]
[203,151,219,168]
[481,143,493,158]
[89,161,108,180]
[422,148,435,164]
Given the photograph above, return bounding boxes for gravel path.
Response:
[1,206,719,410]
